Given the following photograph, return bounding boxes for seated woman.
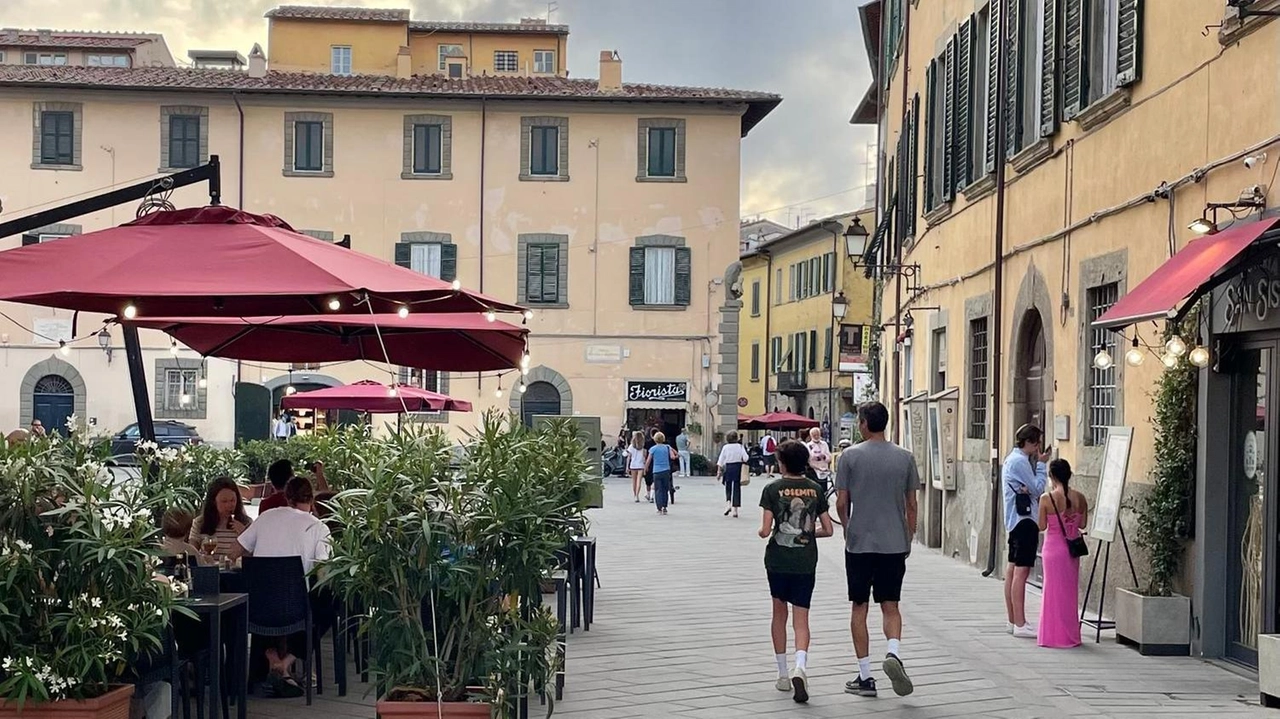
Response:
[188,477,252,560]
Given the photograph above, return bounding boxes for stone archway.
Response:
[510,365,573,419]
[19,356,87,427]
[1007,265,1055,442]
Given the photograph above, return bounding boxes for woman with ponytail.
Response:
[1036,458,1089,648]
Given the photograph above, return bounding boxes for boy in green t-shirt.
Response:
[758,439,833,703]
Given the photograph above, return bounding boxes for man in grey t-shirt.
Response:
[834,402,919,700]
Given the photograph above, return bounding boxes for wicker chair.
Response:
[242,556,314,706]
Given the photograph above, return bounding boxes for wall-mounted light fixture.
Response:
[1188,187,1268,235]
[97,328,112,364]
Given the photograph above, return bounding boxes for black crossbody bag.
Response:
[1050,495,1089,559]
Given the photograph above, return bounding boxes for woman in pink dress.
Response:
[1036,459,1089,648]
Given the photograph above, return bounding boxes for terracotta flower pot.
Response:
[375,698,491,718]
[0,684,134,719]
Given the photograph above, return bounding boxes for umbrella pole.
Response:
[122,324,157,443]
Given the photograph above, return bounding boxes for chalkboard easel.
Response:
[1079,519,1140,642]
[1078,426,1139,643]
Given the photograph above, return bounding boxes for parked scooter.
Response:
[601,446,627,477]
[747,443,765,476]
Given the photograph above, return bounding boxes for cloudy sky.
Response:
[3,0,877,227]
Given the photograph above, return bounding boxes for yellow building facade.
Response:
[0,11,778,454]
[860,0,1280,666]
[736,210,878,439]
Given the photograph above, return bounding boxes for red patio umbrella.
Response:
[281,380,472,414]
[0,206,524,318]
[129,313,527,372]
[750,411,820,430]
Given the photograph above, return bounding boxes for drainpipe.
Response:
[479,95,487,292]
[233,92,246,386]
[982,0,1011,578]
[762,249,773,411]
[891,0,911,444]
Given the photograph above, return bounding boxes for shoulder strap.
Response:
[1049,494,1070,535]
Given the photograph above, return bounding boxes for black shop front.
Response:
[624,380,689,442]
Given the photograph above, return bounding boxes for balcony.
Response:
[777,371,808,395]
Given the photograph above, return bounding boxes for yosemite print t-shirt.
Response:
[760,476,828,574]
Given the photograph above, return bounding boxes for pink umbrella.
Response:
[281,380,472,414]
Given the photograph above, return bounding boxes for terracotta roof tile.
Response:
[0,31,155,49]
[409,20,569,35]
[264,6,410,22]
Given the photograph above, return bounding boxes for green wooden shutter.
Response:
[1005,0,1022,157]
[1040,0,1060,137]
[1116,0,1142,87]
[526,245,544,302]
[924,59,937,211]
[907,94,920,236]
[628,247,646,306]
[956,19,973,189]
[984,0,1002,174]
[1062,0,1088,120]
[394,242,411,268]
[439,243,458,282]
[809,329,818,371]
[824,327,833,370]
[943,35,957,202]
[674,247,692,307]
[542,245,559,302]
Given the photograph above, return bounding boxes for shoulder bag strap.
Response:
[1049,494,1070,536]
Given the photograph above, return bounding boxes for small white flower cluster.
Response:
[64,414,80,434]
[0,538,33,560]
[1,656,78,697]
[135,439,159,454]
[98,503,150,532]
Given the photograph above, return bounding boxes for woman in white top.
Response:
[626,430,648,503]
[716,431,752,517]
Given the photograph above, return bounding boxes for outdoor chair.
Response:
[242,556,316,706]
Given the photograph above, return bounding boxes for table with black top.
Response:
[179,592,248,719]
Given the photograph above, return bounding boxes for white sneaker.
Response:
[790,667,809,703]
[1013,624,1037,639]
[1006,622,1015,635]
[775,675,791,692]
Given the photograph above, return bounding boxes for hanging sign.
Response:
[625,381,688,403]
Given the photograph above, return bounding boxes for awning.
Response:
[1092,217,1280,330]
[625,401,688,411]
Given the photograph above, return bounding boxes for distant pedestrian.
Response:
[1003,424,1051,639]
[627,431,647,503]
[805,427,832,493]
[716,431,750,517]
[759,439,832,704]
[835,401,919,699]
[1037,459,1088,648]
[29,419,46,437]
[675,428,692,478]
[645,431,678,515]
[760,432,778,476]
[273,412,294,441]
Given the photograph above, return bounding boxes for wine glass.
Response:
[201,534,218,557]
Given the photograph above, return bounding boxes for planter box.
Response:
[376,698,491,718]
[1113,588,1191,656]
[0,684,134,719]
[1261,634,1280,708]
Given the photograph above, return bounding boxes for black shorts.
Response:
[1008,519,1040,568]
[767,571,816,609]
[763,454,777,466]
[845,552,908,605]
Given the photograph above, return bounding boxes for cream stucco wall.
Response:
[408,32,566,77]
[268,18,407,75]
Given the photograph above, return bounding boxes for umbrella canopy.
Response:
[736,413,758,429]
[129,313,527,372]
[748,412,820,430]
[0,206,524,318]
[281,380,472,414]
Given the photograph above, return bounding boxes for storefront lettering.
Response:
[1223,276,1280,329]
[626,381,688,403]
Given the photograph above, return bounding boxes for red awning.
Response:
[281,380,472,414]
[742,411,820,431]
[1093,217,1280,330]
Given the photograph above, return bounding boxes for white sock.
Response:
[858,656,872,680]
[775,653,787,676]
[795,650,808,669]
[887,638,900,657]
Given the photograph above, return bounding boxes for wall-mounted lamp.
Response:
[1189,190,1268,235]
[97,328,112,364]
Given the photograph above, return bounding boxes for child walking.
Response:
[759,440,833,703]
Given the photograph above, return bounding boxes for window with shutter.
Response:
[1004,0,1022,158]
[906,96,920,236]
[943,36,957,201]
[929,54,947,207]
[924,59,937,210]
[525,244,560,305]
[808,329,818,371]
[751,343,761,382]
[40,111,74,166]
[751,281,761,316]
[972,7,990,179]
[1040,0,1060,137]
[1062,0,1088,120]
[824,327,833,370]
[984,0,1002,174]
[628,247,646,306]
[1018,0,1046,149]
[956,21,974,189]
[1115,0,1141,86]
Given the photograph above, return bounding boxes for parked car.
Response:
[108,421,202,463]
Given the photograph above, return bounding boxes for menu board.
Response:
[1089,426,1133,543]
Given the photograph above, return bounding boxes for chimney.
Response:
[248,42,267,78]
[2,28,19,43]
[37,28,52,42]
[598,50,621,92]
[396,46,411,79]
[520,17,546,25]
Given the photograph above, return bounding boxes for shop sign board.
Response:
[1089,426,1133,543]
[626,381,688,403]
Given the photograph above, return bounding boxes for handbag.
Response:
[1013,489,1032,516]
[1050,495,1089,559]
[739,462,751,487]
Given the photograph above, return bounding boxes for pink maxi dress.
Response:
[1038,496,1082,648]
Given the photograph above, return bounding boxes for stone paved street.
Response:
[552,476,1268,719]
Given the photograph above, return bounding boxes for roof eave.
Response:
[849,84,879,125]
[741,96,782,138]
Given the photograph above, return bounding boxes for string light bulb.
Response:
[1165,335,1187,358]
[495,386,504,399]
[1189,346,1211,368]
[122,304,138,320]
[327,297,341,311]
[169,340,180,356]
[485,310,496,323]
[520,353,531,369]
[518,382,527,394]
[197,377,208,389]
[397,305,410,318]
[179,393,191,406]
[1124,337,1145,367]
[451,279,462,291]
[1161,353,1179,369]
[523,310,534,321]
[58,340,70,356]
[1093,349,1114,370]
[387,386,398,397]
[285,385,297,395]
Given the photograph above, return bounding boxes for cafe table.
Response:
[179,592,248,719]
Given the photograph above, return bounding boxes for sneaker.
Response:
[790,667,809,703]
[1006,622,1015,635]
[1013,624,1037,639]
[775,676,791,692]
[882,654,914,697]
[844,676,877,697]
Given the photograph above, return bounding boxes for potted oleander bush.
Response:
[322,412,590,718]
[0,421,184,717]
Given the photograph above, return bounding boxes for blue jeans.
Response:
[653,470,673,511]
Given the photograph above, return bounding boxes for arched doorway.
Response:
[521,381,562,427]
[1015,309,1048,431]
[33,374,74,436]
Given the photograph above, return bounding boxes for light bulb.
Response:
[1124,347,1145,367]
[122,304,138,320]
[495,387,503,398]
[58,340,70,356]
[387,387,398,397]
[523,310,534,320]
[520,353,531,369]
[197,377,208,389]
[1165,335,1187,357]
[169,341,180,356]
[451,279,461,291]
[1161,353,1178,369]
[518,383,527,394]
[485,310,497,323]
[1093,350,1113,370]
[179,393,191,406]
[285,385,297,395]
[397,305,410,318]
[1189,346,1210,368]
[327,297,341,311]
[521,366,529,376]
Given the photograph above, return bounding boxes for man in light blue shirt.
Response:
[675,428,691,477]
[1002,424,1050,638]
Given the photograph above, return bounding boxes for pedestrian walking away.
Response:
[1037,458,1089,648]
[834,401,919,699]
[715,431,750,517]
[644,429,658,502]
[627,431,648,503]
[759,440,833,704]
[760,432,778,476]
[646,431,678,515]
[1002,423,1051,639]
[675,427,692,477]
